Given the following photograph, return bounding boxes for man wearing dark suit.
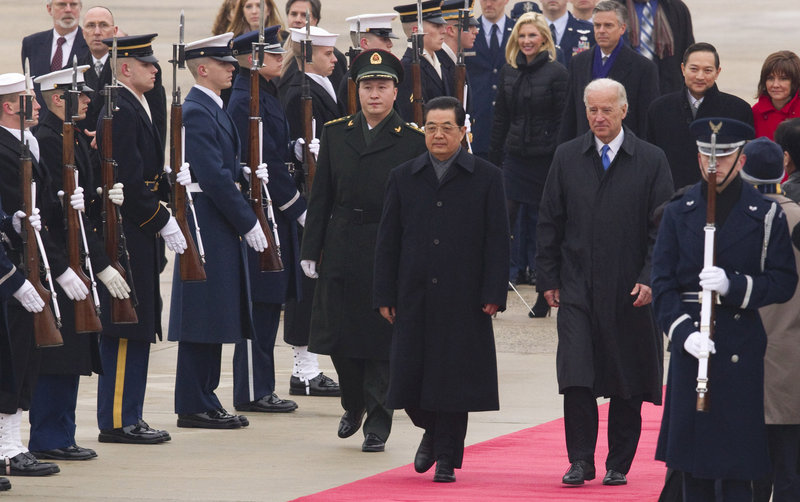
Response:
[557,0,658,143]
[646,42,754,190]
[542,0,595,68]
[95,34,186,445]
[21,0,89,107]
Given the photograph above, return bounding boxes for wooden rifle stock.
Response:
[455,63,467,148]
[62,120,102,333]
[249,70,283,272]
[101,116,138,324]
[347,77,357,116]
[20,151,62,347]
[302,94,316,190]
[411,61,424,126]
[170,102,206,281]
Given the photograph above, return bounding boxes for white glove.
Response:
[56,268,89,301]
[308,138,320,159]
[255,163,269,183]
[464,113,472,133]
[683,331,717,359]
[176,162,192,186]
[13,280,44,312]
[699,266,730,296]
[294,137,320,161]
[109,182,124,206]
[301,259,318,279]
[12,210,24,235]
[97,265,130,299]
[244,222,268,252]
[160,216,188,254]
[70,186,85,212]
[242,165,252,176]
[297,210,306,227]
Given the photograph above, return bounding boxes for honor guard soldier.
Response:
[0,72,63,476]
[227,26,308,412]
[29,65,129,461]
[652,118,797,501]
[280,25,343,397]
[540,0,595,68]
[300,49,427,453]
[95,34,186,445]
[439,0,479,114]
[394,0,453,123]
[168,33,264,429]
[336,13,400,115]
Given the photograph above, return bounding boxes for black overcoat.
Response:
[374,149,509,412]
[645,84,753,190]
[300,111,427,359]
[537,128,673,402]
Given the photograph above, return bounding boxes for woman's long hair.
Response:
[505,13,556,68]
[227,0,285,38]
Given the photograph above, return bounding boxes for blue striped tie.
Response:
[639,2,656,60]
[601,145,611,170]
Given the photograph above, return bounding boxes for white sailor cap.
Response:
[185,32,237,63]
[346,13,399,39]
[290,26,338,47]
[0,73,27,96]
[34,66,94,93]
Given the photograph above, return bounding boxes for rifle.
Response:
[454,4,470,149]
[19,61,63,347]
[410,0,425,125]
[301,10,317,190]
[248,0,283,272]
[101,35,138,324]
[62,57,102,333]
[170,10,207,282]
[345,19,362,115]
[696,121,721,412]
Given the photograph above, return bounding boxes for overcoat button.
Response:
[436,201,443,207]
[731,354,739,363]
[433,239,439,245]
[734,313,741,321]
[432,278,438,284]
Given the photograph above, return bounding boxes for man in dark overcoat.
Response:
[300,49,427,453]
[95,34,186,445]
[646,42,753,190]
[652,119,797,502]
[374,96,509,483]
[537,77,673,486]
[168,33,266,430]
[557,0,658,144]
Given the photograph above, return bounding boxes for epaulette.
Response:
[405,122,425,134]
[325,115,352,127]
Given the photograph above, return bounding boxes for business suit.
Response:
[553,12,595,68]
[397,47,455,123]
[558,42,659,143]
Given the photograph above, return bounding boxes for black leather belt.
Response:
[332,205,380,224]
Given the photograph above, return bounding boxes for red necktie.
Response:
[51,36,66,71]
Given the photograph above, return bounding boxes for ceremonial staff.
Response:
[248,0,283,272]
[345,18,362,115]
[62,57,102,332]
[300,10,317,189]
[20,59,63,347]
[696,121,721,412]
[170,10,207,281]
[410,0,425,125]
[101,35,139,324]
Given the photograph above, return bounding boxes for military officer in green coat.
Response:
[300,49,427,453]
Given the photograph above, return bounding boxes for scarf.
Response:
[626,0,675,59]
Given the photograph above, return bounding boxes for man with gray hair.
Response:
[537,77,673,486]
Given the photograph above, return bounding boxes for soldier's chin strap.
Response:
[717,146,745,191]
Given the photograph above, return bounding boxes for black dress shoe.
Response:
[414,433,435,473]
[137,419,171,442]
[528,293,551,318]
[562,461,596,485]
[602,469,627,485]
[99,422,167,444]
[433,457,456,483]
[361,432,385,452]
[0,477,9,491]
[236,393,298,413]
[236,414,249,427]
[5,452,59,476]
[290,373,341,396]
[338,409,365,438]
[31,444,97,461]
[177,409,242,429]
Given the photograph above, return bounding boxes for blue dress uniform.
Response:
[94,35,172,443]
[168,35,256,426]
[227,28,305,410]
[652,119,798,501]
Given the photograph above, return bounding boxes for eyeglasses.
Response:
[424,123,460,135]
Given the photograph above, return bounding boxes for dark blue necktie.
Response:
[601,145,611,170]
[550,23,557,45]
[490,24,500,58]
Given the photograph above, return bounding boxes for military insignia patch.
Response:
[394,125,402,133]
[370,52,382,65]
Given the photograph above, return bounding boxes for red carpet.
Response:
[294,401,666,501]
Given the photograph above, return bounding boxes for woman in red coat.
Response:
[753,50,800,140]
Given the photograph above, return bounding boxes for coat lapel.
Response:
[308,77,339,120]
[363,112,407,157]
[608,45,635,84]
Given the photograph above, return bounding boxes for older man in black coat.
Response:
[374,96,509,483]
[538,78,673,486]
[557,0,658,144]
[646,42,754,190]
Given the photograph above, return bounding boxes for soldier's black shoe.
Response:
[137,419,171,441]
[177,409,242,429]
[562,461,595,485]
[362,433,385,452]
[235,393,297,413]
[602,469,627,485]
[433,457,456,483]
[5,452,59,476]
[0,477,9,491]
[99,422,167,444]
[414,433,435,473]
[289,373,341,396]
[31,444,97,461]
[338,409,365,438]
